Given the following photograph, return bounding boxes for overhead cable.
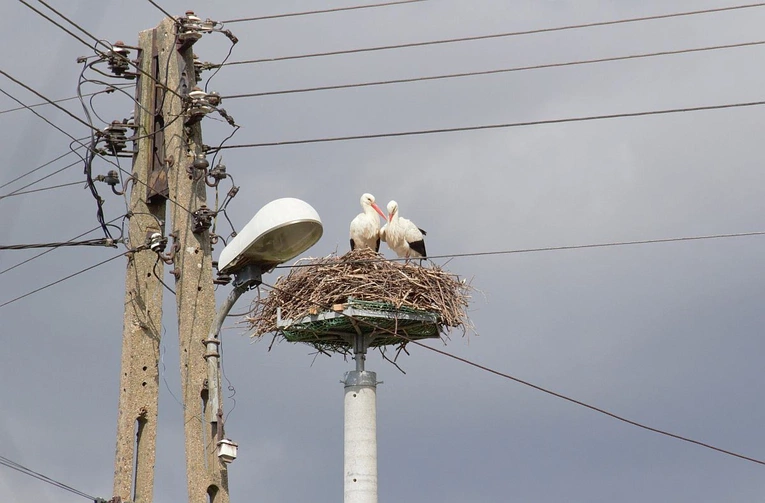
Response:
[222,0,426,23]
[0,454,99,501]
[223,2,765,66]
[0,88,90,154]
[214,100,765,150]
[76,66,115,240]
[0,91,115,241]
[33,0,110,52]
[0,160,81,200]
[145,0,174,19]
[0,250,130,309]
[0,238,116,250]
[18,0,184,101]
[399,328,765,466]
[0,70,99,132]
[275,231,765,269]
[0,180,82,200]
[23,39,765,114]
[225,40,765,100]
[0,215,126,277]
[0,149,77,190]
[0,87,132,116]
[16,0,93,48]
[259,281,765,467]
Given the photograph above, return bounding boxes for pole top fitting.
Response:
[343,370,378,388]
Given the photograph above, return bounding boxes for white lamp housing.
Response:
[217,197,323,274]
[217,438,238,464]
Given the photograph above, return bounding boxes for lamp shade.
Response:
[217,198,323,274]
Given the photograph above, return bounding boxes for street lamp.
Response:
[208,197,323,463]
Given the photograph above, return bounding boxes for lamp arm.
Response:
[205,268,259,438]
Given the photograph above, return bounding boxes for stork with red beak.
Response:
[349,193,387,252]
[383,200,427,259]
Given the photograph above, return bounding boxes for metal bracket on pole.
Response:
[232,263,263,290]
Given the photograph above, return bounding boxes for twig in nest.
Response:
[379,346,406,374]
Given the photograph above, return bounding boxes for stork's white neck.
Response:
[363,203,378,217]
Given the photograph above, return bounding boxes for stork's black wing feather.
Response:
[408,239,427,258]
[350,238,356,251]
[418,228,427,236]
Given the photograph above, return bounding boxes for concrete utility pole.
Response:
[159,15,231,503]
[113,26,167,503]
[114,15,228,503]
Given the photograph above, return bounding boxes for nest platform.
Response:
[247,248,472,354]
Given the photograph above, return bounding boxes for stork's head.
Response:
[361,193,386,219]
[386,200,398,221]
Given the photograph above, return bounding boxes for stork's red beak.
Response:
[372,203,386,220]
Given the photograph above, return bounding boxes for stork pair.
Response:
[350,193,427,259]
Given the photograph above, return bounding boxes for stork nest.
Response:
[247,247,474,355]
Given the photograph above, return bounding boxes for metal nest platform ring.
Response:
[276,299,440,348]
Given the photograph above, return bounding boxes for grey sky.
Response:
[2,1,765,502]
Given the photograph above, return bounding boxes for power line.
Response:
[0,70,98,132]
[215,99,765,150]
[145,0,174,19]
[18,0,184,102]
[0,215,125,277]
[16,37,765,118]
[13,29,765,116]
[0,91,112,241]
[420,231,765,261]
[0,83,120,225]
[222,0,426,24]
[399,331,765,466]
[259,281,765,467]
[0,250,130,309]
[225,39,765,100]
[0,160,81,200]
[0,454,99,500]
[0,89,126,116]
[0,87,91,152]
[0,148,78,190]
[0,237,115,250]
[0,180,82,200]
[276,231,765,269]
[33,0,110,51]
[16,0,93,48]
[223,2,765,66]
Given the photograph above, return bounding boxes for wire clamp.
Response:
[208,161,227,181]
[192,205,215,234]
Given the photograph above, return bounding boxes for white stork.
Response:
[349,193,386,252]
[383,200,427,259]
